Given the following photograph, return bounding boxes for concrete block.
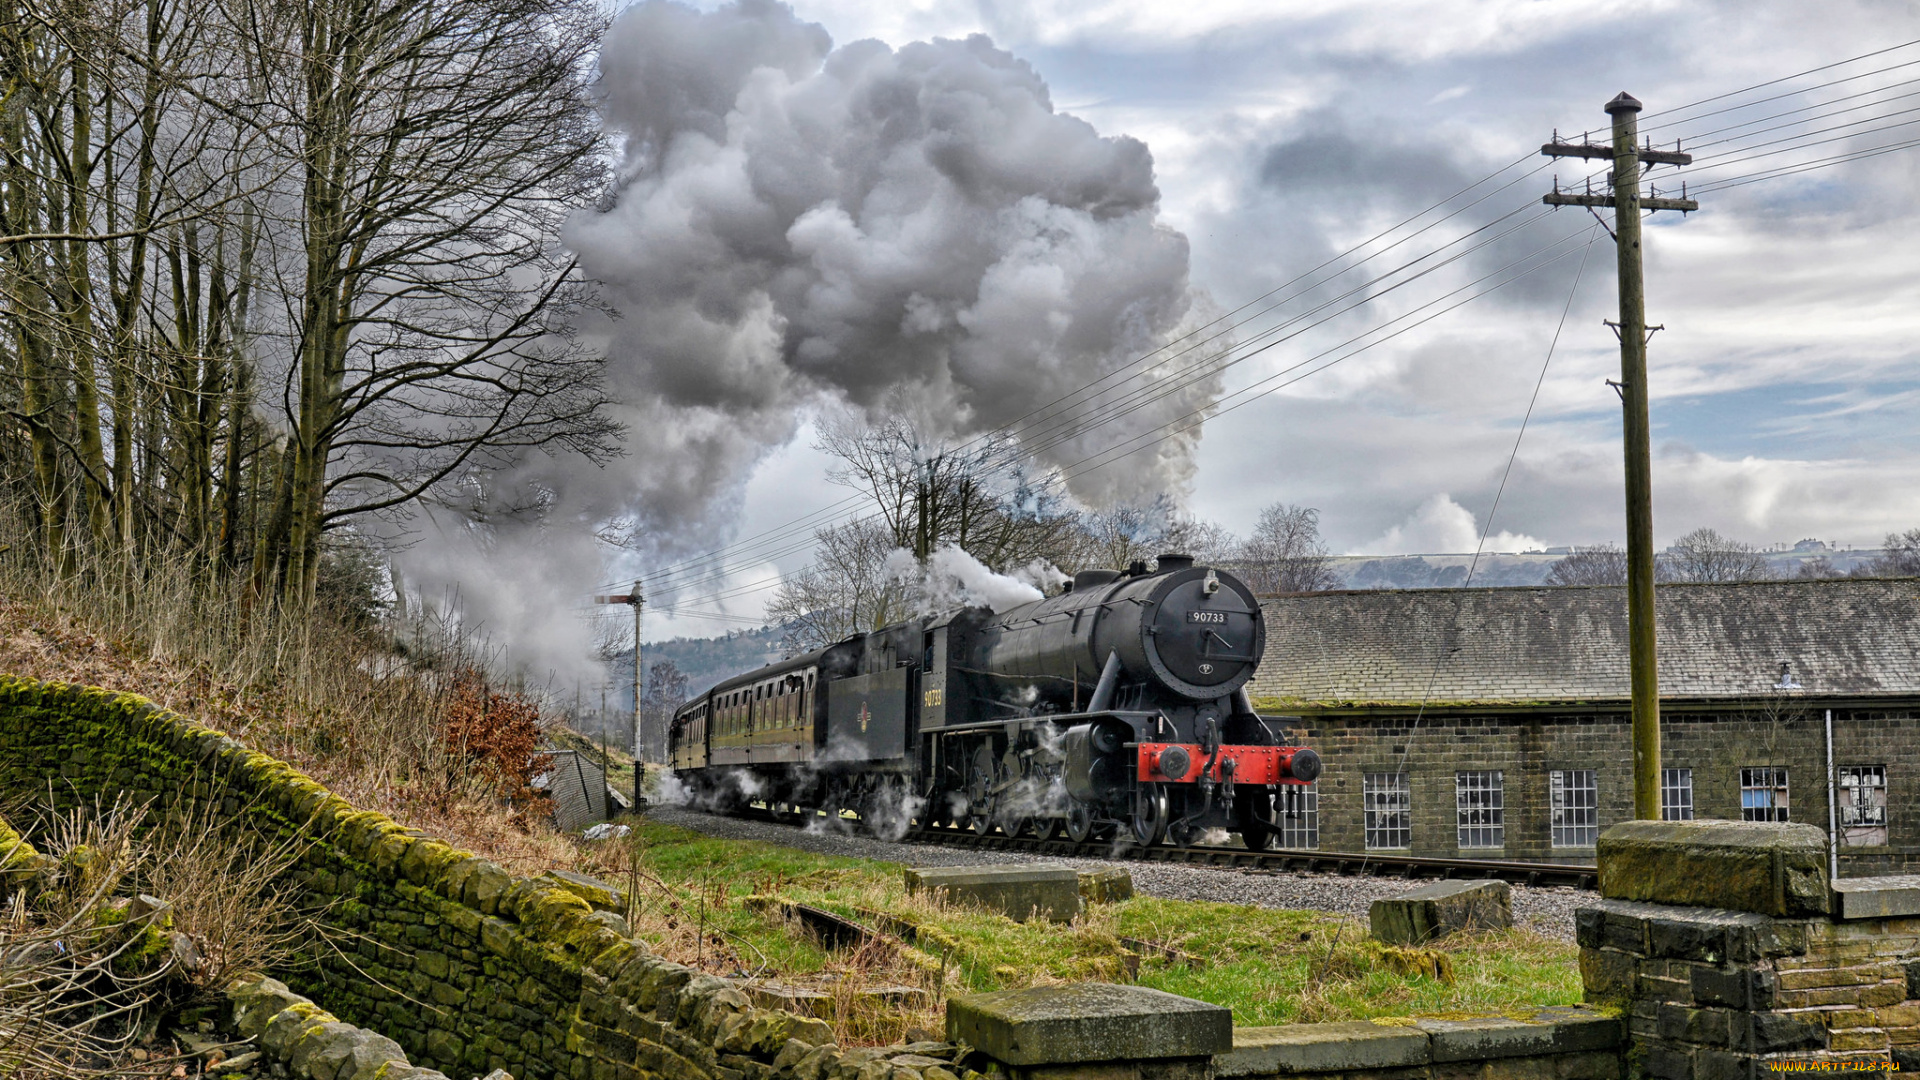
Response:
[906,864,1082,923]
[1369,879,1512,945]
[1596,820,1830,917]
[1834,876,1920,920]
[945,984,1231,1066]
[1214,1021,1430,1075]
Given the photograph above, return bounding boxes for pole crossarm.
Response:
[1541,141,1693,166]
[1545,192,1700,212]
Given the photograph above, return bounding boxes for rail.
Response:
[722,806,1598,889]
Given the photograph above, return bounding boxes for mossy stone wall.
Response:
[0,677,837,1080]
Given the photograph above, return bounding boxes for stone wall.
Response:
[1582,818,1920,1077]
[0,677,844,1080]
[1269,706,1919,870]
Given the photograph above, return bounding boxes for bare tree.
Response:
[1237,502,1339,594]
[765,517,918,653]
[236,0,620,605]
[1863,528,1920,577]
[817,410,1083,573]
[1545,544,1630,586]
[1663,527,1772,583]
[0,0,622,610]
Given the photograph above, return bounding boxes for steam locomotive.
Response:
[666,555,1320,849]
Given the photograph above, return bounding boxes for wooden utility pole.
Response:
[1543,93,1697,820]
[594,583,645,789]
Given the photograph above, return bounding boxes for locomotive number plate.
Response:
[1186,611,1228,624]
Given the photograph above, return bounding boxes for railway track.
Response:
[726,806,1598,889]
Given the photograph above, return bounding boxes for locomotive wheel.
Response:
[1132,787,1169,847]
[971,805,995,835]
[1066,803,1096,843]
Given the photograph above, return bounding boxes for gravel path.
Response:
[647,806,1592,941]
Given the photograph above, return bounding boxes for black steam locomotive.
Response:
[666,555,1320,849]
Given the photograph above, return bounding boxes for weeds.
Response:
[0,796,310,1077]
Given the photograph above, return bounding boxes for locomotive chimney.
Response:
[1155,553,1195,573]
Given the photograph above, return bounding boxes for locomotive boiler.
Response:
[667,555,1320,849]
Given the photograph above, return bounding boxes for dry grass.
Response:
[0,795,301,1077]
[0,503,576,876]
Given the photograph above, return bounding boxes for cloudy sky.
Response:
[393,0,1920,653]
[594,0,1920,637]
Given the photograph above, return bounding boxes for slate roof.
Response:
[1247,577,1920,709]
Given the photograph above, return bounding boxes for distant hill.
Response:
[645,624,790,692]
[1323,544,1886,591]
[600,623,789,711]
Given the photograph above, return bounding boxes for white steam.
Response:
[887,544,1057,614]
[388,0,1219,700]
[570,0,1217,549]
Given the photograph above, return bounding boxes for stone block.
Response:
[1744,1011,1826,1053]
[1214,1021,1430,1075]
[945,984,1230,1066]
[1595,820,1830,918]
[1078,868,1133,905]
[1691,966,1775,1010]
[1834,876,1920,920]
[541,869,628,913]
[1416,1009,1623,1063]
[1579,949,1636,1006]
[905,865,1082,923]
[1370,880,1512,945]
[230,976,312,1039]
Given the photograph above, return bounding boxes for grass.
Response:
[573,819,1583,1038]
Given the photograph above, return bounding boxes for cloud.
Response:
[1356,493,1543,555]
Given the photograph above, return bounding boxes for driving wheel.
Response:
[1132,786,1169,847]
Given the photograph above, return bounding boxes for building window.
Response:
[1741,767,1790,822]
[1456,771,1505,848]
[1550,769,1598,848]
[1839,766,1888,847]
[1363,773,1410,849]
[1274,783,1318,849]
[1662,768,1695,821]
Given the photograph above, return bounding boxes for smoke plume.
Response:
[573,0,1215,519]
[390,0,1217,692]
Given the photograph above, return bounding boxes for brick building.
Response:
[1244,578,1920,871]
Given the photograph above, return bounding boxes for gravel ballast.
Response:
[646,805,1591,941]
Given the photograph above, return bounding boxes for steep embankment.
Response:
[0,595,576,876]
[0,678,847,1080]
